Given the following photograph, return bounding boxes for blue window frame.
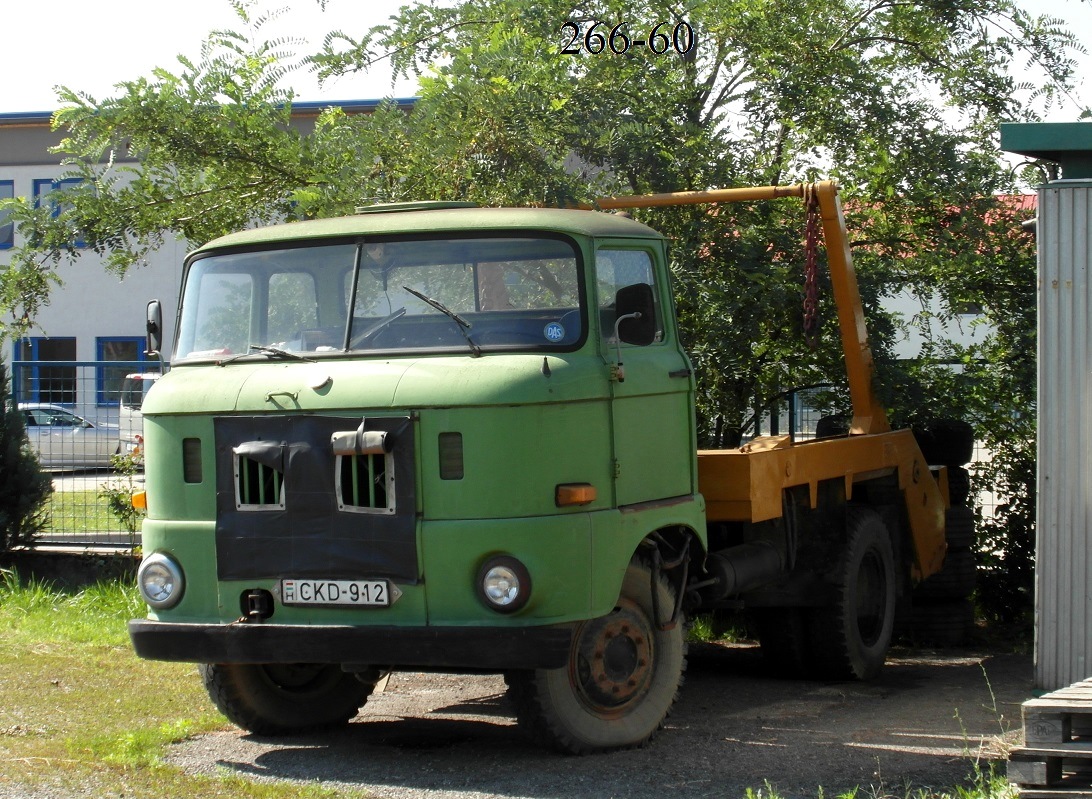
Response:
[33,178,86,247]
[33,177,85,209]
[14,337,77,405]
[0,180,13,249]
[96,337,147,406]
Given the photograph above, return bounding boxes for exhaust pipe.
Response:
[703,542,784,600]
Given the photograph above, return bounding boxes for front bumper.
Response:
[129,619,574,670]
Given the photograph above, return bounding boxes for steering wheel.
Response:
[350,307,407,348]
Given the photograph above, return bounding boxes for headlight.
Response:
[137,553,185,610]
[477,555,531,613]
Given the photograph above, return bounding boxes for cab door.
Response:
[595,242,695,507]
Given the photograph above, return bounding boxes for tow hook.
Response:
[240,589,275,622]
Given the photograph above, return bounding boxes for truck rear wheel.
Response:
[200,662,378,735]
[507,557,686,754]
[808,507,896,681]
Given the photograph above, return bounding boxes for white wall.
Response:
[0,163,185,359]
[885,288,988,360]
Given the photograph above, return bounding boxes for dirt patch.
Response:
[167,643,1030,798]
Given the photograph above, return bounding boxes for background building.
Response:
[0,109,184,421]
[0,100,412,422]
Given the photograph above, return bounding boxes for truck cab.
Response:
[131,203,705,753]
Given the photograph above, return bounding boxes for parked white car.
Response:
[20,403,122,469]
[119,372,161,442]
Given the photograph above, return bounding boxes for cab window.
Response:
[596,249,662,344]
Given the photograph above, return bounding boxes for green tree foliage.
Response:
[0,362,53,551]
[0,0,1081,619]
[872,196,1038,623]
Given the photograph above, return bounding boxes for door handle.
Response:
[669,368,692,378]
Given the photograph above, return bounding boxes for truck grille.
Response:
[214,414,417,582]
[234,453,285,510]
[336,452,395,513]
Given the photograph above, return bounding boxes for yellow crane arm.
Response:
[590,181,889,435]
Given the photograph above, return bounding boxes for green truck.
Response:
[129,182,951,754]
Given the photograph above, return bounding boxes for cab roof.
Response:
[191,205,664,255]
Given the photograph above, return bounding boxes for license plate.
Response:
[280,579,392,607]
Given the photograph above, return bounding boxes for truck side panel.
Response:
[697,429,947,580]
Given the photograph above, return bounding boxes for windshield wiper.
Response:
[402,286,481,356]
[217,344,316,366]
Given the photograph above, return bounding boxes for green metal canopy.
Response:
[1000,122,1092,180]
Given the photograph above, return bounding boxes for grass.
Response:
[736,764,1018,797]
[45,489,124,535]
[38,473,145,545]
[0,570,365,798]
[687,612,747,643]
[0,572,1019,799]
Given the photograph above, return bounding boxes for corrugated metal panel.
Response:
[1037,180,1092,691]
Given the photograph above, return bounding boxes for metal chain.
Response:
[803,186,821,349]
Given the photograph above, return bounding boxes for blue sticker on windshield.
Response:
[544,322,565,343]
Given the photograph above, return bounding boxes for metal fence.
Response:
[11,360,161,550]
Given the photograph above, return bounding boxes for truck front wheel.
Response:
[200,662,378,735]
[507,557,686,754]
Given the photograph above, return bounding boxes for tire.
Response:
[507,557,687,754]
[753,608,811,678]
[913,419,975,466]
[913,550,976,602]
[946,466,971,507]
[807,507,896,681]
[815,414,850,438]
[200,662,377,735]
[944,506,976,551]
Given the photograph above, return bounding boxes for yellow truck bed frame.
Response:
[595,182,948,582]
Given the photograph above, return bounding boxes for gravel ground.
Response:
[166,643,1031,799]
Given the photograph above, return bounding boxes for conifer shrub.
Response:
[0,361,53,551]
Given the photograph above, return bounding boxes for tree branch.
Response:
[829,0,919,52]
[336,18,501,75]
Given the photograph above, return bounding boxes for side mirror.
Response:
[615,283,656,346]
[146,299,163,357]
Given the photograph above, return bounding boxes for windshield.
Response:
[174,236,584,361]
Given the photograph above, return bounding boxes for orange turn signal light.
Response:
[131,491,147,510]
[555,483,597,507]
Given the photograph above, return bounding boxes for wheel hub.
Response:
[572,600,654,712]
